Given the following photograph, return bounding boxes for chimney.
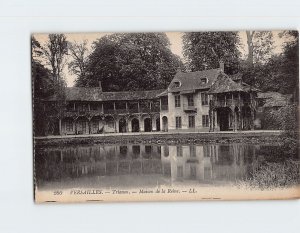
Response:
[219,60,224,72]
[98,81,102,92]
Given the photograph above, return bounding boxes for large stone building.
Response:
[159,66,259,132]
[42,66,259,135]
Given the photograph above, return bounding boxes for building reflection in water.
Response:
[35,143,261,186]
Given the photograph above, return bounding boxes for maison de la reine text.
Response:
[41,62,290,136]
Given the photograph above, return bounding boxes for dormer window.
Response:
[201,78,208,84]
[173,80,181,88]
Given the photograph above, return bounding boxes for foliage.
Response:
[262,104,298,132]
[76,33,183,91]
[242,31,298,96]
[42,34,69,82]
[68,40,89,82]
[246,160,300,189]
[32,59,54,136]
[246,31,275,66]
[182,31,241,74]
[32,34,69,136]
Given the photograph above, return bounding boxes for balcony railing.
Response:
[210,98,253,108]
[183,103,197,112]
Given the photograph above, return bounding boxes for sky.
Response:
[34,31,287,87]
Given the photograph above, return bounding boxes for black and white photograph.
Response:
[32,31,300,202]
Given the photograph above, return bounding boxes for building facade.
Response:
[42,67,259,136]
[44,88,163,135]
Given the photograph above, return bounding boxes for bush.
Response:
[246,160,300,189]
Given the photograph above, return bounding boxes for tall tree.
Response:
[242,31,298,97]
[182,32,241,74]
[280,30,299,100]
[40,34,69,135]
[76,33,183,91]
[42,34,68,82]
[31,36,54,136]
[68,40,89,83]
[246,31,274,66]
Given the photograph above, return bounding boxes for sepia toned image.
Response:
[32,31,300,203]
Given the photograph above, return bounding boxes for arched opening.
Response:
[242,106,252,130]
[144,118,152,132]
[234,106,240,131]
[162,116,168,132]
[104,116,115,133]
[119,118,127,133]
[131,118,140,132]
[62,117,74,135]
[76,116,89,134]
[156,117,160,131]
[90,116,104,134]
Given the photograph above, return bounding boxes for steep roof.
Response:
[168,69,221,93]
[208,72,247,94]
[257,91,292,107]
[48,87,164,102]
[156,89,168,97]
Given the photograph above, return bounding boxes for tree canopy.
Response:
[75,33,183,91]
[242,31,298,98]
[182,32,241,74]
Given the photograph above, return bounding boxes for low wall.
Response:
[34,130,283,147]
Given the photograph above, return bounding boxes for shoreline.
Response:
[34,130,284,147]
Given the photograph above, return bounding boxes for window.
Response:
[190,166,197,179]
[163,145,169,157]
[175,116,182,129]
[188,115,195,128]
[202,115,209,127]
[203,145,210,157]
[176,146,183,157]
[187,94,194,106]
[174,81,181,88]
[175,95,181,107]
[177,166,183,178]
[66,120,73,132]
[201,93,208,105]
[190,145,196,157]
[201,78,208,84]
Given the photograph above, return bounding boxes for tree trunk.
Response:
[246,31,254,67]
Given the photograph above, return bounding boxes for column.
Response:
[251,109,255,130]
[74,119,77,134]
[152,117,156,131]
[233,110,237,131]
[59,118,62,135]
[214,110,220,131]
[115,118,119,133]
[209,109,213,132]
[212,110,215,131]
[88,119,91,134]
[128,119,132,132]
[139,116,144,132]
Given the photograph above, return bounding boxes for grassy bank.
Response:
[34,131,283,147]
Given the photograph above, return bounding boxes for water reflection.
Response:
[35,143,272,189]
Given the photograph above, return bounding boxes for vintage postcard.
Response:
[32,31,300,203]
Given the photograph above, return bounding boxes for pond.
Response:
[34,143,299,190]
